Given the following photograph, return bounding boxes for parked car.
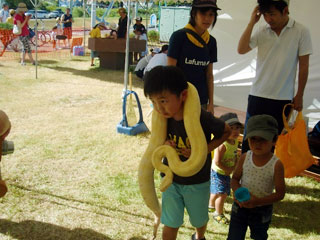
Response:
[37,10,49,19]
[25,10,35,17]
[26,10,49,19]
[48,9,64,19]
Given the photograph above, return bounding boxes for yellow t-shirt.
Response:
[90,28,101,38]
[6,16,14,25]
[212,140,238,176]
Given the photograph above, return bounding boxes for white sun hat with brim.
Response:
[109,22,117,31]
[16,2,28,12]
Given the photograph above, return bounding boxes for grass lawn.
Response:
[0,57,319,240]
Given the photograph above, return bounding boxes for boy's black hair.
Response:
[258,0,288,14]
[189,7,218,29]
[160,44,169,53]
[143,66,188,98]
[52,26,58,30]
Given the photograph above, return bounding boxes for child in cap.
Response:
[108,22,118,39]
[227,114,285,240]
[209,112,242,224]
[89,22,106,66]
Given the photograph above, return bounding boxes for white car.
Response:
[26,10,49,19]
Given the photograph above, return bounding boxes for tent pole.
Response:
[83,0,86,50]
[123,0,131,95]
[30,0,38,79]
[91,0,97,28]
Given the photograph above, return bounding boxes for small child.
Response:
[6,9,15,24]
[108,22,117,39]
[55,17,63,48]
[135,27,148,58]
[51,26,58,50]
[56,17,62,33]
[227,114,286,240]
[89,22,106,66]
[144,65,231,240]
[209,112,242,224]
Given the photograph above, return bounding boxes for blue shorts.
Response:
[91,50,99,58]
[161,181,210,228]
[210,170,231,195]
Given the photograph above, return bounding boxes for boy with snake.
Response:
[139,66,230,240]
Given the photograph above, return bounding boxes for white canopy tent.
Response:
[94,0,319,128]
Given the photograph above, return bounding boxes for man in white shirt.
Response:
[0,3,9,23]
[238,0,312,153]
[144,45,169,76]
[135,48,160,79]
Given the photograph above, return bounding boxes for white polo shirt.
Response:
[135,54,153,72]
[143,53,168,75]
[249,18,313,100]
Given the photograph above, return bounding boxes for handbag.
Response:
[275,104,316,178]
[13,24,21,35]
[28,28,35,38]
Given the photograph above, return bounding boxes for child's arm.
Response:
[207,123,231,153]
[231,153,246,195]
[241,160,285,208]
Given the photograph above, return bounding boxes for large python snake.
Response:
[138,82,207,238]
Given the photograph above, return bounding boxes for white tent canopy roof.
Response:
[90,0,319,127]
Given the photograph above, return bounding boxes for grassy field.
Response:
[0,58,319,240]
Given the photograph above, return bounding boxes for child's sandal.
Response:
[208,206,215,213]
[213,214,229,225]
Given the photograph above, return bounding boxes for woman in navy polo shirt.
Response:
[167,0,220,115]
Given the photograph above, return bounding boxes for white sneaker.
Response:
[21,62,26,66]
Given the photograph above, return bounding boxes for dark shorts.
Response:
[91,50,99,58]
[227,203,273,240]
[242,95,291,153]
[135,69,144,79]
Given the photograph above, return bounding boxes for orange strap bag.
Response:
[275,104,316,178]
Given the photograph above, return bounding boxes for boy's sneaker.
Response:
[21,62,26,66]
[191,233,206,240]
